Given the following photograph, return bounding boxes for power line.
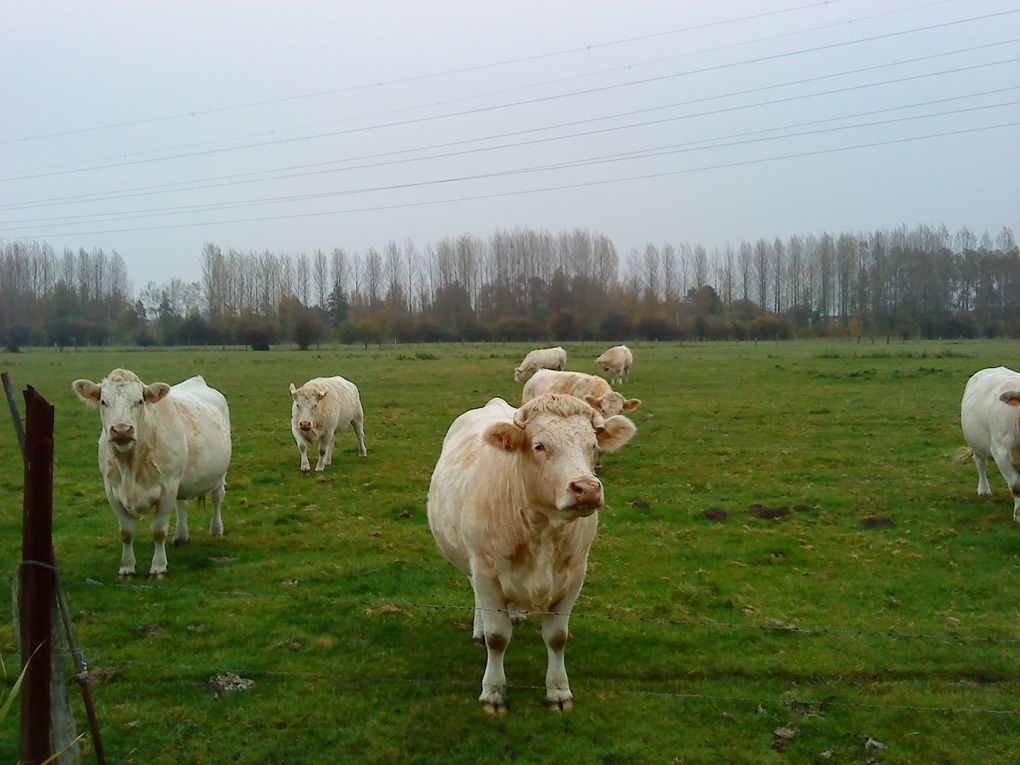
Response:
[1,0,850,145]
[4,43,1017,212]
[5,121,1016,241]
[2,10,1015,184]
[7,101,1017,229]
[6,0,955,175]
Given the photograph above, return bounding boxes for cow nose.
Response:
[299,420,312,431]
[569,477,603,509]
[109,423,134,441]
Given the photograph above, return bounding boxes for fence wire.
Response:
[72,574,1020,646]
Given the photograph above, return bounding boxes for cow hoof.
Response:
[172,537,190,547]
[301,469,311,475]
[978,491,993,497]
[472,635,485,647]
[481,701,508,716]
[148,571,168,580]
[544,698,574,712]
[118,571,137,580]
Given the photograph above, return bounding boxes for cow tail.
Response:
[952,447,974,465]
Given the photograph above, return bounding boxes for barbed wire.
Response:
[71,575,1020,646]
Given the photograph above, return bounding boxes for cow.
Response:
[595,345,633,385]
[289,376,367,473]
[513,346,567,382]
[72,369,231,579]
[427,394,636,713]
[958,366,1020,521]
[522,369,641,418]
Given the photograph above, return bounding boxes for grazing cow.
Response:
[522,369,641,417]
[513,346,567,382]
[72,369,231,579]
[595,345,633,385]
[289,376,367,473]
[958,366,1020,521]
[427,394,636,713]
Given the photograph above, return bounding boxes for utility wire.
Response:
[7,100,1017,229]
[2,10,1015,184]
[1,0,851,145]
[6,0,954,174]
[3,42,1017,207]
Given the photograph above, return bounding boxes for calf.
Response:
[427,394,636,713]
[513,346,567,382]
[289,376,367,473]
[595,345,633,385]
[72,369,231,578]
[958,366,1020,521]
[522,369,640,417]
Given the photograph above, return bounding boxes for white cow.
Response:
[72,369,231,578]
[513,346,567,382]
[958,366,1020,521]
[595,345,633,385]
[289,376,367,473]
[522,369,641,417]
[427,394,636,713]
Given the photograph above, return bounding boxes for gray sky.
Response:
[2,0,1018,290]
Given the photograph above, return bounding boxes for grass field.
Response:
[1,339,1018,764]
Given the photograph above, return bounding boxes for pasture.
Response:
[1,339,1018,764]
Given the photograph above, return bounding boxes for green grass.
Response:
[1,339,1018,764]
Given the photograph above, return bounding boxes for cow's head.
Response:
[583,392,641,417]
[484,394,636,516]
[72,369,170,452]
[290,382,326,438]
[513,366,526,383]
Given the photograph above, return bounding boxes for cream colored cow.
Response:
[522,370,640,417]
[513,346,567,382]
[72,369,231,579]
[958,366,1020,521]
[289,376,367,473]
[427,394,636,713]
[595,345,633,385]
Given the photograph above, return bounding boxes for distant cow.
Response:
[513,346,567,382]
[72,369,231,579]
[428,394,636,713]
[289,376,367,473]
[595,345,633,385]
[522,370,641,417]
[958,366,1020,521]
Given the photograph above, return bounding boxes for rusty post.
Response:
[21,386,55,765]
[2,372,25,453]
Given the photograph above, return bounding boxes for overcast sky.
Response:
[2,0,1018,290]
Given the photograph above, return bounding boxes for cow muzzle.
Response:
[299,420,313,432]
[109,423,135,448]
[562,476,603,515]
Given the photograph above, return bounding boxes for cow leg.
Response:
[542,593,579,711]
[353,415,368,457]
[148,494,175,579]
[297,438,311,474]
[315,435,329,472]
[209,479,226,536]
[973,452,993,496]
[990,444,1020,521]
[172,498,190,546]
[471,575,512,714]
[322,427,337,468]
[112,503,137,579]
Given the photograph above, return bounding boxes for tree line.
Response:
[1,223,1017,351]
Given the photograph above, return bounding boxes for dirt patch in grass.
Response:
[703,507,728,520]
[749,504,791,519]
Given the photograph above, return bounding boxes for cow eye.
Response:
[100,399,108,407]
[532,443,546,453]
[136,399,144,406]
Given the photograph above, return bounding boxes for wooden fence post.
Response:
[20,387,55,765]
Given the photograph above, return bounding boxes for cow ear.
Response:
[1000,391,1020,406]
[622,398,642,411]
[584,394,602,410]
[72,379,101,406]
[289,383,298,398]
[596,415,637,453]
[144,382,171,403]
[484,422,527,453]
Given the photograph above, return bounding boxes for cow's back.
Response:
[523,370,610,404]
[961,367,1020,456]
[167,377,232,498]
[428,398,518,574]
